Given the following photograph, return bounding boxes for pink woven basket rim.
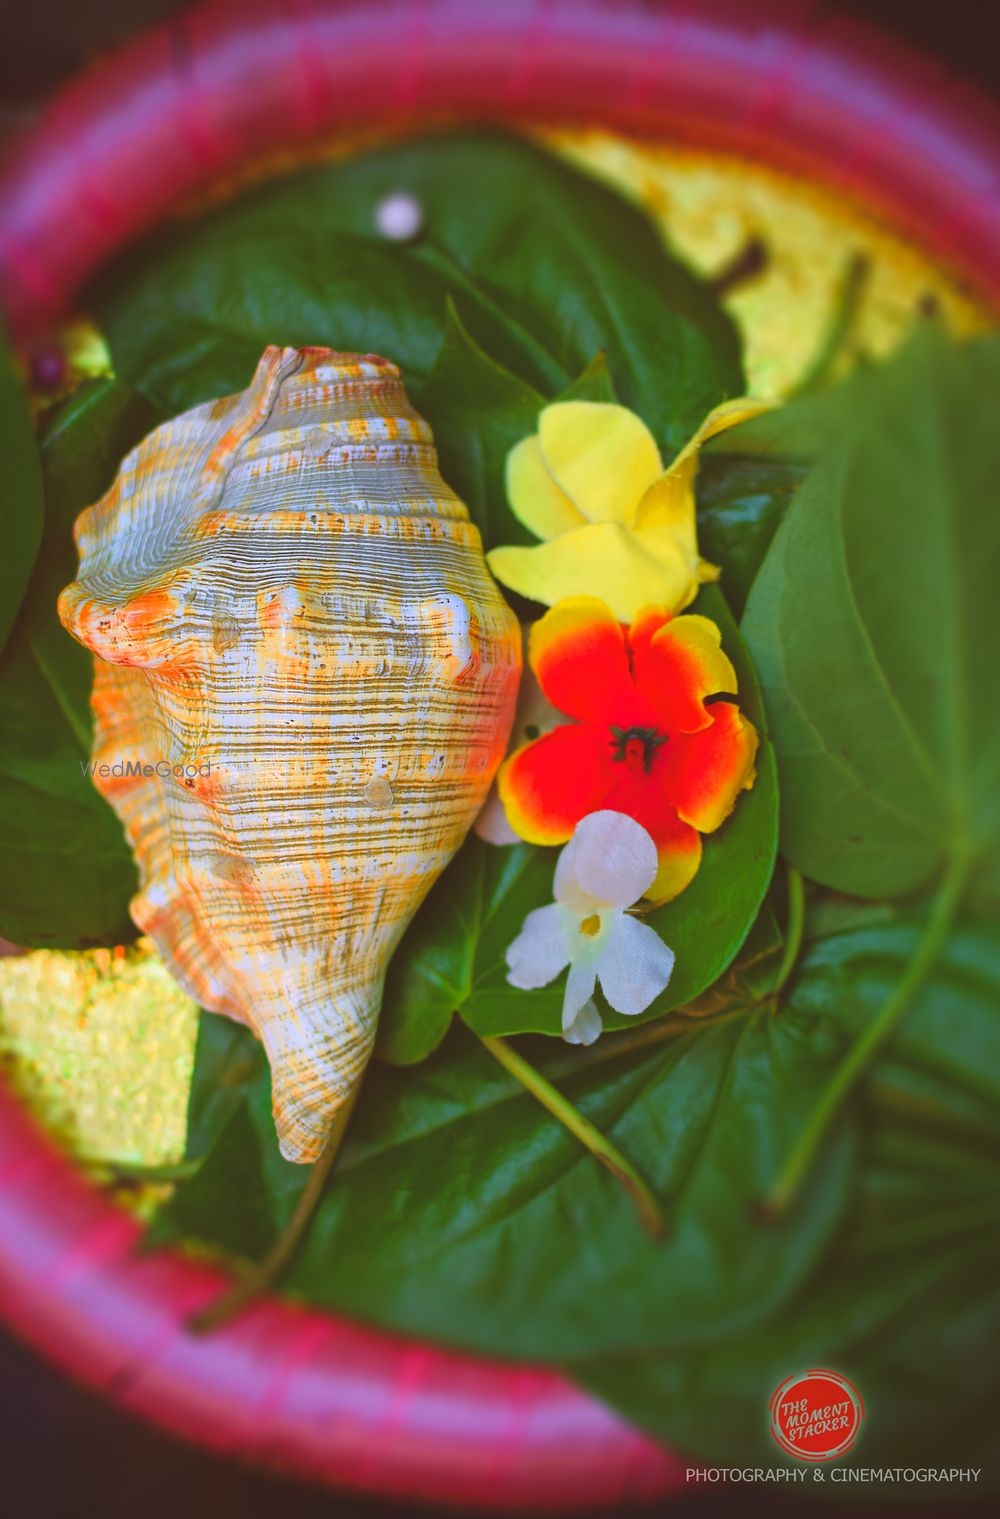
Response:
[1,0,998,1509]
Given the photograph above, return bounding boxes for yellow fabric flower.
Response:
[487,398,769,621]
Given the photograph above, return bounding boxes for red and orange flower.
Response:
[497,597,759,902]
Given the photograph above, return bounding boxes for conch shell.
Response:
[59,347,521,1162]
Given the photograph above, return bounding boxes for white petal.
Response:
[505,904,572,989]
[595,914,675,1017]
[566,810,659,909]
[553,833,599,913]
[473,784,520,846]
[562,998,603,1046]
[562,955,598,1031]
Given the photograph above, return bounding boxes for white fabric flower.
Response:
[505,810,675,1044]
[562,999,603,1047]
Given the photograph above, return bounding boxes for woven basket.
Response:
[0,1,997,1508]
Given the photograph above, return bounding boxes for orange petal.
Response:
[498,723,613,845]
[662,702,759,832]
[628,605,673,665]
[632,614,738,735]
[528,597,635,723]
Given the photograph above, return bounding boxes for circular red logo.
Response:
[769,1370,864,1461]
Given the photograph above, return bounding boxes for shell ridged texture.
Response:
[59,347,521,1162]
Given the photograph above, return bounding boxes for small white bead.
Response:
[375,191,424,242]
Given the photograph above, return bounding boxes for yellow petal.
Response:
[538,402,662,525]
[488,521,700,623]
[634,397,771,534]
[505,436,587,542]
[633,466,699,547]
[692,396,773,446]
[647,830,703,905]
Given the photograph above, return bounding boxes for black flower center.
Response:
[609,725,667,773]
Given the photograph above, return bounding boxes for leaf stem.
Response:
[102,1157,204,1184]
[790,251,870,397]
[772,864,806,996]
[479,1034,666,1239]
[763,852,969,1217]
[188,1088,360,1334]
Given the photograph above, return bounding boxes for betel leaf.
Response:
[0,322,43,654]
[583,1229,1000,1482]
[94,228,535,417]
[90,132,742,448]
[702,372,869,465]
[417,299,545,549]
[375,583,778,1050]
[695,451,807,617]
[153,996,853,1361]
[742,327,1000,900]
[304,133,743,448]
[579,914,1000,1478]
[626,584,779,1031]
[555,350,619,405]
[376,858,784,1068]
[0,380,158,946]
[183,1005,264,1161]
[694,363,884,618]
[376,839,555,1065]
[418,305,622,551]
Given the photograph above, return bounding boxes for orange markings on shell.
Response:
[59,346,522,1162]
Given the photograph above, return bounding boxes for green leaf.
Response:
[579,913,1000,1477]
[742,328,1000,899]
[91,132,742,449]
[0,322,44,653]
[376,583,777,1046]
[609,583,779,1031]
[418,317,624,552]
[183,1005,264,1160]
[93,229,509,415]
[702,374,867,464]
[377,856,784,1065]
[555,350,619,404]
[376,839,555,1065]
[583,1243,1000,1481]
[694,385,855,620]
[696,452,807,617]
[153,999,853,1361]
[0,380,159,946]
[417,299,544,549]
